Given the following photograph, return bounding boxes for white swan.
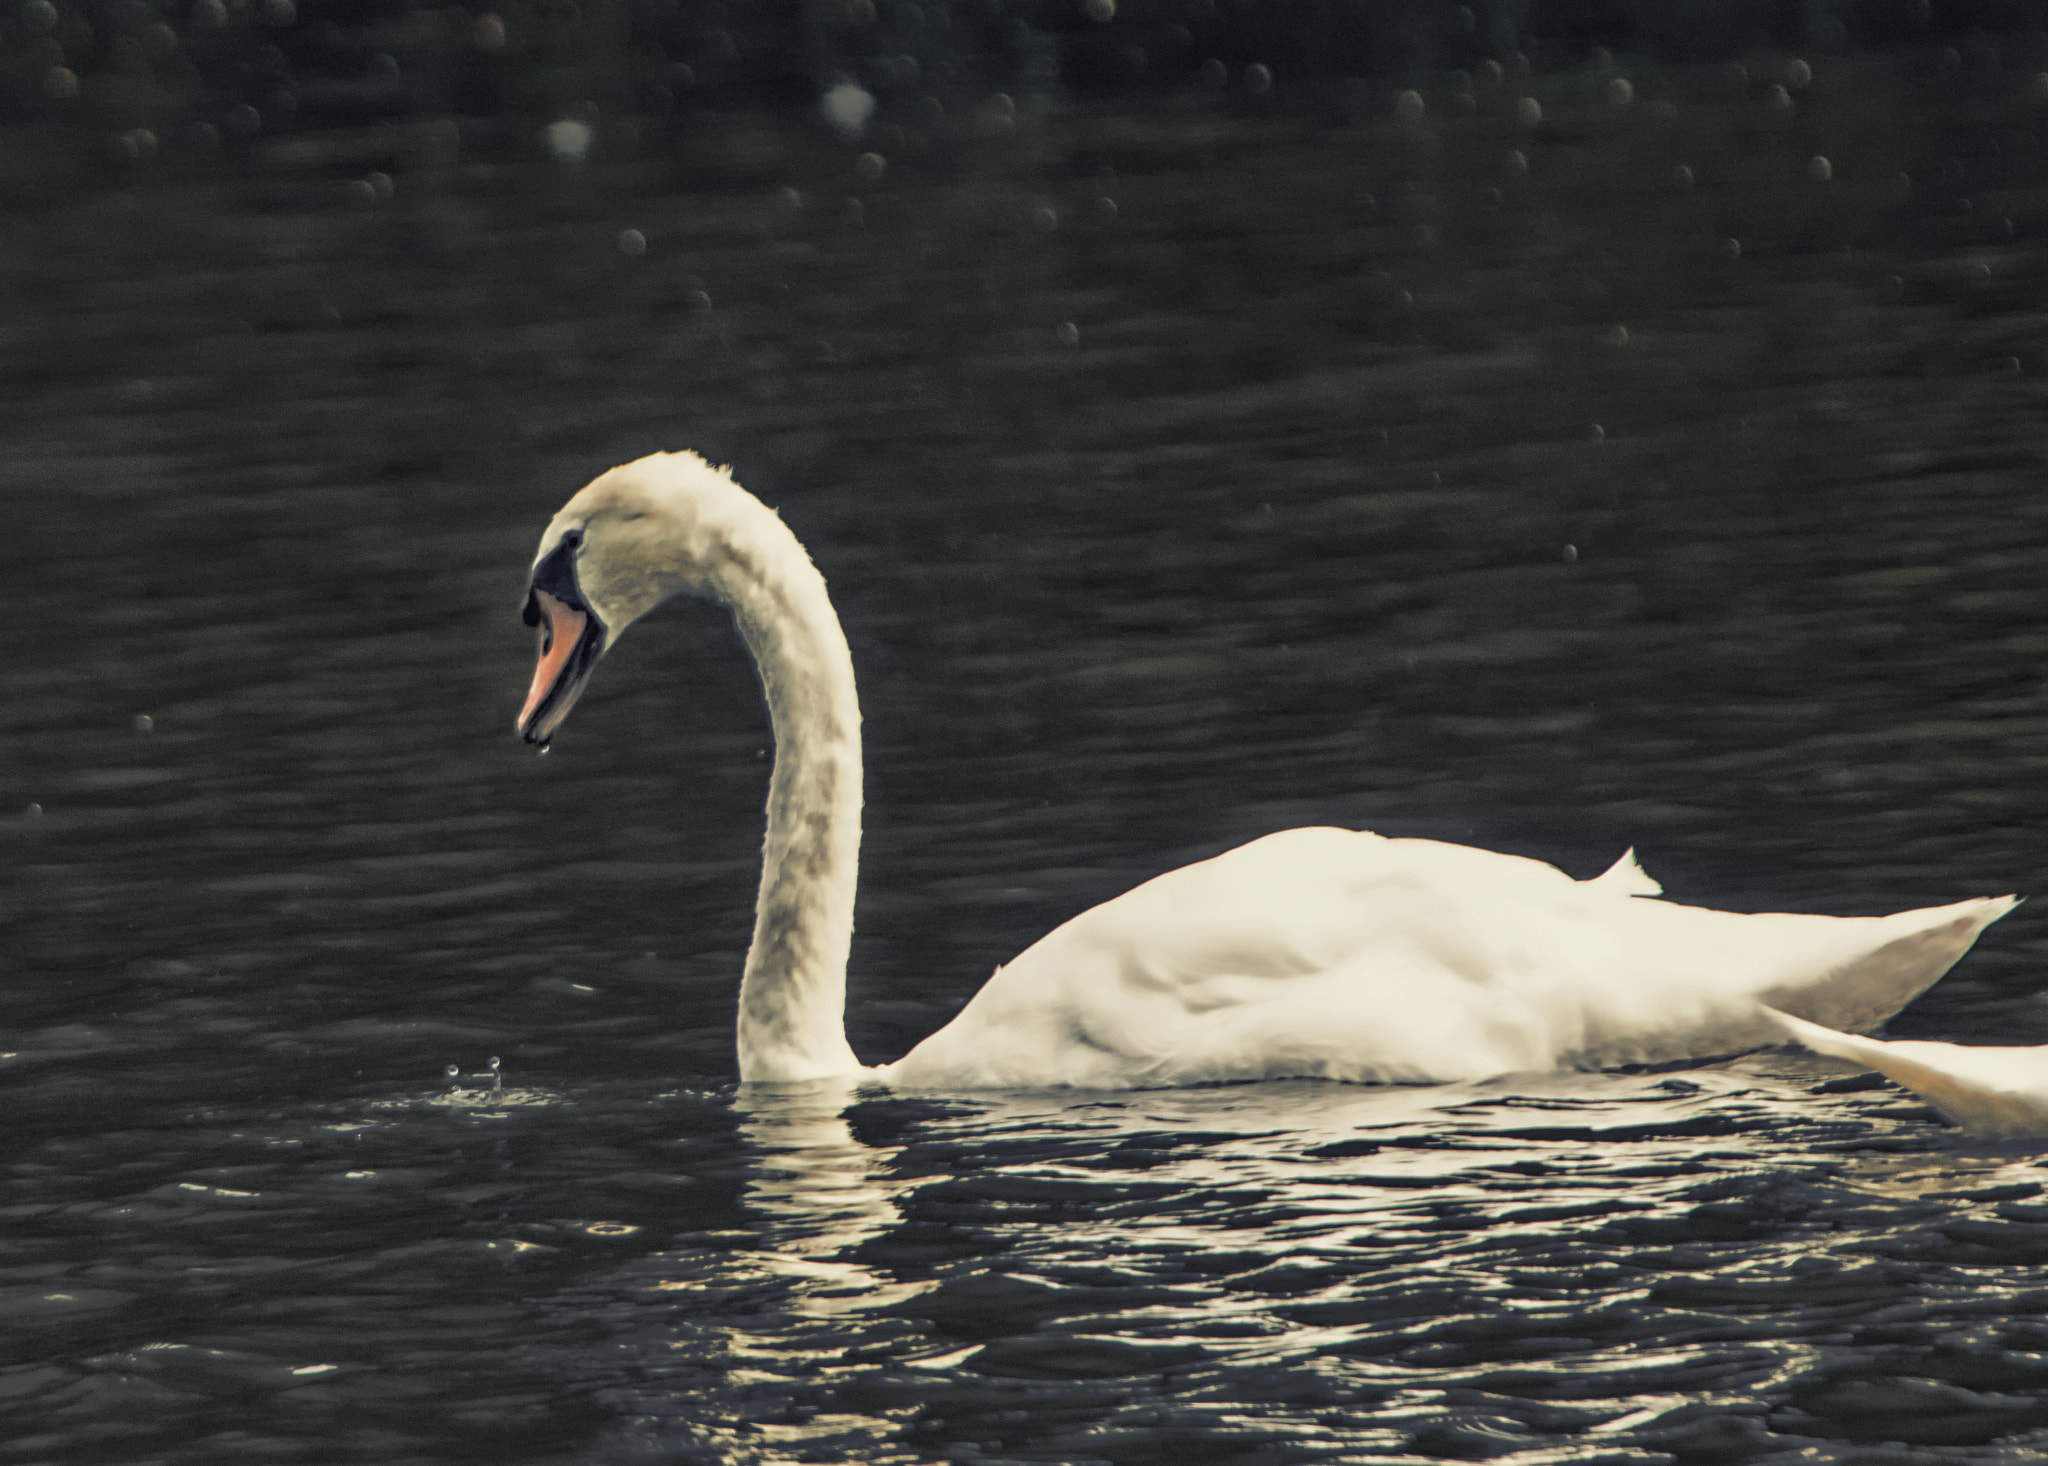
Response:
[517,452,2016,1089]
[1765,1009,2048,1139]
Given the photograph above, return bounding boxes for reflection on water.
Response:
[554,1065,2048,1465]
[12,10,2048,1462]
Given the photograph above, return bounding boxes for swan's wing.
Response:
[1764,1007,2048,1139]
[883,827,1569,1086]
[1588,846,1662,897]
[879,828,2013,1091]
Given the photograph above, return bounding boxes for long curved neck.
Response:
[718,506,865,1082]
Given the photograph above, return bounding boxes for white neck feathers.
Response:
[709,499,865,1082]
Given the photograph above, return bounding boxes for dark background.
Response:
[12,0,2048,1462]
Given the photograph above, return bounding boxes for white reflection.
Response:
[1839,1148,2047,1201]
[735,1080,894,1245]
[729,1080,933,1313]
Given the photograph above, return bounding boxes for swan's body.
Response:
[877,835,2009,1089]
[518,452,2014,1090]
[1765,1009,2048,1139]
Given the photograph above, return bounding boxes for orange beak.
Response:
[517,588,604,746]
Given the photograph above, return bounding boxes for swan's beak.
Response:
[518,541,607,746]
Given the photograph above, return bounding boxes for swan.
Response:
[1764,1009,2048,1139]
[516,451,2016,1089]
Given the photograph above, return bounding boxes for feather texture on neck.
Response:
[714,500,865,1081]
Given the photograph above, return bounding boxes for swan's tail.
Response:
[1761,894,2019,1036]
[1763,1006,2048,1139]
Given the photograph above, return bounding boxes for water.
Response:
[12,25,2048,1465]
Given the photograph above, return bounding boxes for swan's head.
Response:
[517,451,759,745]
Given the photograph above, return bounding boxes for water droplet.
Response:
[1588,423,1605,442]
[1606,77,1633,108]
[112,128,158,162]
[1562,544,1579,562]
[1720,237,1742,261]
[1244,63,1272,95]
[618,228,647,255]
[544,118,593,162]
[133,714,154,732]
[490,1057,504,1095]
[1764,84,1793,114]
[1807,155,1832,183]
[854,151,887,183]
[445,1063,460,1083]
[1198,58,1227,88]
[1786,58,1812,89]
[1056,321,1080,346]
[23,802,42,819]
[1671,164,1693,189]
[536,743,552,758]
[1395,89,1424,121]
[1084,0,1113,19]
[472,12,506,50]
[1504,149,1528,178]
[1514,96,1541,126]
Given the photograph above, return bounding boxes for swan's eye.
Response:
[562,529,584,550]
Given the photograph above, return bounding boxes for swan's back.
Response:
[876,829,2013,1090]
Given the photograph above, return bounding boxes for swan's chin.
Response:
[518,588,606,745]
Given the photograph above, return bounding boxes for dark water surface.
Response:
[13,34,2048,1465]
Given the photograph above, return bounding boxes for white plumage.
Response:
[516,452,2015,1091]
[1766,1008,2048,1139]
